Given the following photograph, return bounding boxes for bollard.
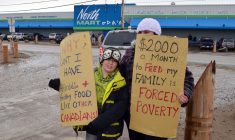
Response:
[184,61,216,140]
[0,40,2,51]
[98,34,103,48]
[35,35,38,44]
[98,41,101,48]
[10,38,14,54]
[212,40,216,53]
[2,45,8,63]
[13,42,18,58]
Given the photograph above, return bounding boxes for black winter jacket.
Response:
[88,70,128,140]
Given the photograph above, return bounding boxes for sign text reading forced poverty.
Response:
[59,32,98,126]
[130,35,188,138]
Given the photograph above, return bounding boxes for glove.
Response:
[73,125,87,136]
[48,78,60,91]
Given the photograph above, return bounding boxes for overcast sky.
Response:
[0,0,235,13]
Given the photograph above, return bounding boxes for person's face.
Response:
[138,30,155,35]
[102,58,118,74]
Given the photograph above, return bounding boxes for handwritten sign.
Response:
[130,35,188,138]
[59,32,98,126]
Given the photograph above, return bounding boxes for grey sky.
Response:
[0,0,234,13]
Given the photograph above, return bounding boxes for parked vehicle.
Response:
[55,34,65,44]
[3,33,9,40]
[100,29,137,55]
[216,38,224,49]
[188,40,200,48]
[15,33,28,40]
[199,37,214,49]
[217,38,235,49]
[0,33,6,40]
[24,33,35,41]
[7,33,17,41]
[34,33,45,40]
[49,33,62,41]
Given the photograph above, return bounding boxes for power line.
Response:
[0,0,60,7]
[0,0,99,13]
[125,0,206,3]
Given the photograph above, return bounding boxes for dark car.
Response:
[34,33,45,40]
[24,33,35,41]
[199,37,214,49]
[216,38,224,49]
[188,40,200,48]
[55,34,65,44]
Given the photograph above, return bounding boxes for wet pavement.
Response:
[0,44,234,140]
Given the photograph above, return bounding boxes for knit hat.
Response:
[137,18,162,35]
[99,48,121,64]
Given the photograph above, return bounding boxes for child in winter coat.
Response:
[49,48,128,140]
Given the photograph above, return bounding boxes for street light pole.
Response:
[121,0,124,30]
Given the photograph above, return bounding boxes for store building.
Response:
[0,12,74,37]
[125,4,235,40]
[0,4,235,41]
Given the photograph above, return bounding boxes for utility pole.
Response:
[121,0,124,30]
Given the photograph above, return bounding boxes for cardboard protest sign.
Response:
[59,32,98,126]
[130,35,188,138]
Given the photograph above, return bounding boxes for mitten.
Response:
[48,78,60,91]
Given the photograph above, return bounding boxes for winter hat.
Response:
[137,18,162,35]
[99,48,121,64]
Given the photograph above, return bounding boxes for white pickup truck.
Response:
[7,32,27,41]
[15,33,27,40]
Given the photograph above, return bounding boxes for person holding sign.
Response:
[119,18,194,140]
[49,48,128,140]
